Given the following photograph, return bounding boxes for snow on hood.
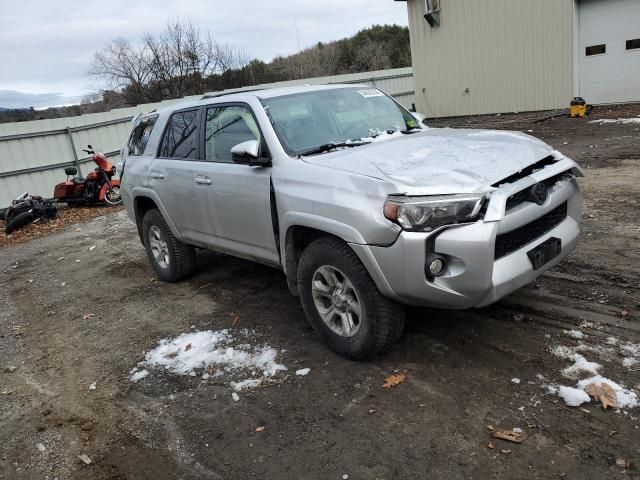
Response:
[302,128,555,195]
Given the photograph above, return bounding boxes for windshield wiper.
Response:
[299,141,369,156]
[400,126,423,134]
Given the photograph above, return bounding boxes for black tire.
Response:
[142,209,196,282]
[297,236,405,360]
[0,209,5,221]
[5,211,35,234]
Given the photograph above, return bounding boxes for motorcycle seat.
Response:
[72,177,85,185]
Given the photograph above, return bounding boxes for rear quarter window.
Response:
[127,115,158,156]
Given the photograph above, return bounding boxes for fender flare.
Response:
[280,212,367,255]
[131,187,186,242]
[279,212,368,295]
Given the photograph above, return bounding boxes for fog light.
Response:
[426,254,446,277]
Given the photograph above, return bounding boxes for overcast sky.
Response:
[0,0,408,109]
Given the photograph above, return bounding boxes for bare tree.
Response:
[91,20,250,102]
[89,38,152,104]
[352,41,392,72]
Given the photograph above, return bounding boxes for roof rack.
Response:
[201,88,265,100]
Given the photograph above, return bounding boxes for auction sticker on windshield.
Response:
[358,89,384,98]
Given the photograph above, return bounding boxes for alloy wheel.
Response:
[311,265,362,337]
[149,225,170,269]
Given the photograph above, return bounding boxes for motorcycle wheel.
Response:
[104,186,122,205]
[5,211,35,235]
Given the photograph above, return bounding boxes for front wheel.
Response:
[142,209,195,282]
[104,186,122,205]
[297,237,405,360]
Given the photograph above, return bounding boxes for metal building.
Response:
[396,0,640,117]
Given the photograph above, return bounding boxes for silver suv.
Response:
[121,84,583,359]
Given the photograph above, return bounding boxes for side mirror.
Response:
[231,140,271,167]
[411,112,427,124]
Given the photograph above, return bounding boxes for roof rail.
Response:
[201,88,265,100]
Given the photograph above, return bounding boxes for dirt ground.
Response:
[0,205,124,250]
[1,105,639,480]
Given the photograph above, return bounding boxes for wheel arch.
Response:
[283,225,345,296]
[132,191,184,244]
[281,211,369,297]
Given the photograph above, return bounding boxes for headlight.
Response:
[383,194,485,231]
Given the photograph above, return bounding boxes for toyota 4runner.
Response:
[121,84,583,359]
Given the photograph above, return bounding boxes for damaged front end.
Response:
[355,150,584,309]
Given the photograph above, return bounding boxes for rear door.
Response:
[190,103,278,264]
[149,107,200,240]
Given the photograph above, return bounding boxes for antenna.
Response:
[294,15,301,52]
[294,15,302,78]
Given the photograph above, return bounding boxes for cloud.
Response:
[0,0,408,108]
[0,90,86,109]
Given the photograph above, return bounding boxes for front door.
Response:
[190,104,278,264]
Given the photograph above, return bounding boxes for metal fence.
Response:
[0,67,414,207]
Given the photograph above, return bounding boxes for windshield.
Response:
[261,87,420,156]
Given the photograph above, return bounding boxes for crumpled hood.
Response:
[301,128,556,195]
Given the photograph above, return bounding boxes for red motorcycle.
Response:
[53,145,122,206]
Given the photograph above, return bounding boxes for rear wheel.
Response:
[297,237,405,360]
[142,209,195,282]
[5,211,35,234]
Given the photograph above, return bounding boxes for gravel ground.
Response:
[1,106,639,480]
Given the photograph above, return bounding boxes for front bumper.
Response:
[350,176,583,309]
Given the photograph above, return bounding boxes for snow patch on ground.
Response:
[590,118,640,125]
[562,355,601,379]
[619,342,640,369]
[546,338,639,409]
[130,330,286,390]
[296,368,311,376]
[551,345,601,378]
[565,330,585,340]
[557,386,591,407]
[576,376,639,409]
[130,369,149,383]
[231,378,263,391]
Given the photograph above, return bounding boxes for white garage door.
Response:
[578,0,640,104]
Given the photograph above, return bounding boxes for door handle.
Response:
[150,171,165,180]
[195,176,212,185]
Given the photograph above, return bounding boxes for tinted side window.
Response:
[159,109,200,159]
[127,115,157,156]
[205,106,261,163]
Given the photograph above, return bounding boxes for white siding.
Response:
[406,0,575,117]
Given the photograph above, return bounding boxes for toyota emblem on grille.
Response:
[528,182,548,205]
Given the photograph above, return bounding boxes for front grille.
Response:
[505,170,572,211]
[494,202,568,259]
